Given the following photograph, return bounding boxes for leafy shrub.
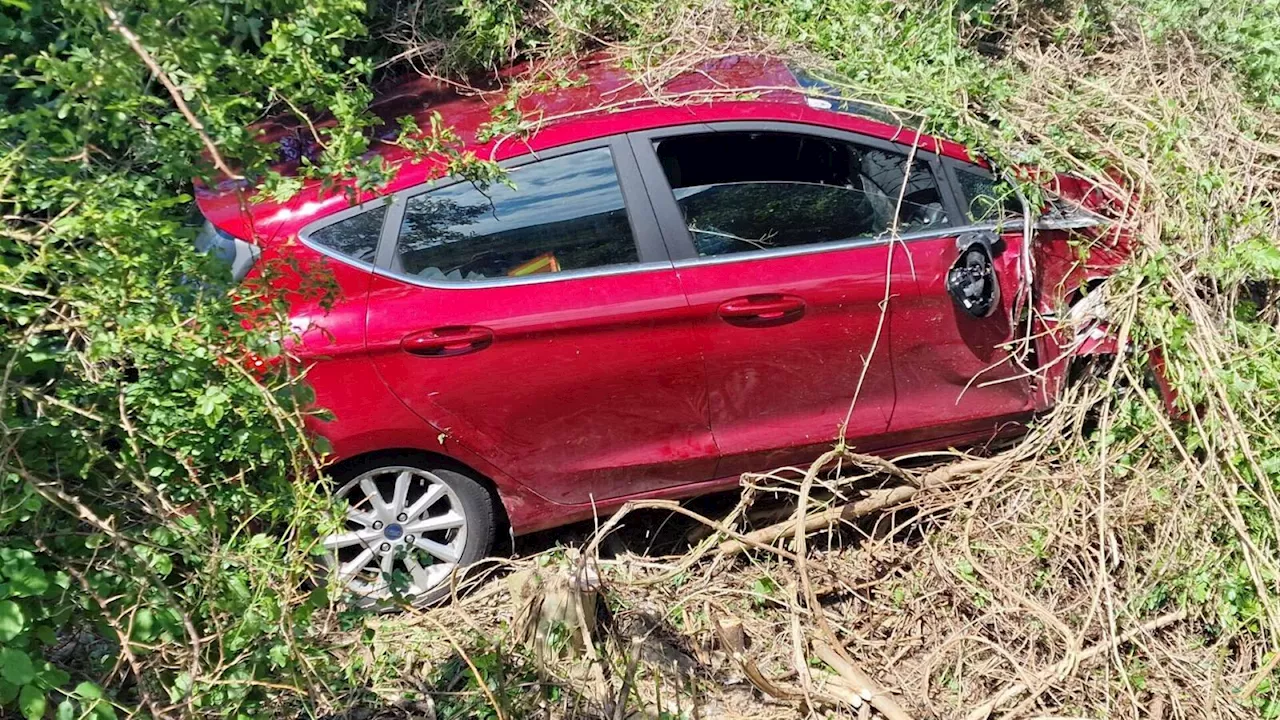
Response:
[1,0,382,715]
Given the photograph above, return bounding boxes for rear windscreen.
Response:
[194,220,260,283]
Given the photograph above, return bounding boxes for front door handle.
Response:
[402,326,494,357]
[717,294,806,327]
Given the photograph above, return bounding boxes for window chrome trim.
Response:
[291,123,1028,281]
[371,260,676,290]
[667,222,1014,268]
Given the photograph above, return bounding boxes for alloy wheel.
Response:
[323,466,469,603]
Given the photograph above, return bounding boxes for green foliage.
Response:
[749,574,778,608]
[1137,0,1280,110]
[1,0,391,715]
[420,638,551,720]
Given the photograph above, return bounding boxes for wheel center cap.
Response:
[383,523,404,541]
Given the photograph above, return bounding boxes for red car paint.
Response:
[196,55,1132,535]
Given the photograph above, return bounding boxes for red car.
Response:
[194,56,1131,603]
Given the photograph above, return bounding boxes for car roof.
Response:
[196,54,977,242]
[258,55,811,164]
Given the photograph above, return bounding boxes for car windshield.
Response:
[789,67,926,128]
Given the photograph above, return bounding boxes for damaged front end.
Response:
[1022,171,1140,406]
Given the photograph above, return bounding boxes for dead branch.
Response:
[100,1,240,179]
[814,640,915,720]
[719,485,916,557]
[712,611,804,701]
[588,498,801,568]
[717,458,998,557]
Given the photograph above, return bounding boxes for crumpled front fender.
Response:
[1019,169,1137,405]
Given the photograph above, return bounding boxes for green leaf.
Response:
[56,700,74,720]
[751,576,777,596]
[131,608,156,641]
[0,649,35,685]
[0,551,49,598]
[38,665,69,690]
[0,679,19,704]
[19,684,45,720]
[0,600,25,641]
[73,681,115,720]
[165,673,192,704]
[6,572,46,598]
[267,643,289,668]
[92,701,116,720]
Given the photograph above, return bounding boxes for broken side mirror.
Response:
[947,232,1001,318]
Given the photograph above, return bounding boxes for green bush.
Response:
[1,0,383,715]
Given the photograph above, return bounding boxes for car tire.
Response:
[323,453,497,608]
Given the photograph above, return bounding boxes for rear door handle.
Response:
[717,294,806,327]
[402,326,494,357]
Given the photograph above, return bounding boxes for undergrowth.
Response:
[2,0,1278,717]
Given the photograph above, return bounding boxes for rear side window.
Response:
[952,167,1021,223]
[393,147,638,283]
[309,205,386,264]
[652,131,949,258]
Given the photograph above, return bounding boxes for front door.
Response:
[363,140,718,505]
[631,124,957,475]
[888,160,1037,444]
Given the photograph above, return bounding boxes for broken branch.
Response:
[814,640,916,720]
[718,458,997,557]
[101,1,240,179]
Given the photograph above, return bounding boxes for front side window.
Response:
[652,131,949,258]
[309,205,386,264]
[953,167,1022,223]
[393,147,639,283]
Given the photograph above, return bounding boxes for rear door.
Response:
[346,138,718,505]
[630,123,949,476]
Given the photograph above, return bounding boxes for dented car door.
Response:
[887,161,1039,447]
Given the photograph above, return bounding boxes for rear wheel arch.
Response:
[324,448,510,533]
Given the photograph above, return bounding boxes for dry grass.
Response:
[359,385,1251,719]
